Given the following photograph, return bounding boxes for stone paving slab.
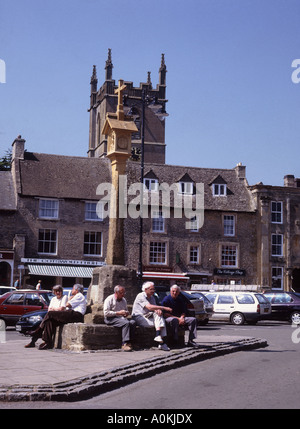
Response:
[0,334,268,402]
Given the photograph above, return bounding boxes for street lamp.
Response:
[126,90,167,288]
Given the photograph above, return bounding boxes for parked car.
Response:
[16,287,88,335]
[182,290,214,324]
[16,308,47,334]
[154,286,207,324]
[263,291,300,324]
[203,291,271,325]
[0,286,16,296]
[63,287,88,298]
[0,290,54,328]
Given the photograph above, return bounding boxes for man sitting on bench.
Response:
[103,285,136,351]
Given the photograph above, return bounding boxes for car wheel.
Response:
[290,311,300,325]
[230,312,245,325]
[198,318,209,326]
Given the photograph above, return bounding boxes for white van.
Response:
[204,291,271,325]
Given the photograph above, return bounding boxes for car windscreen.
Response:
[255,293,270,304]
[41,292,54,305]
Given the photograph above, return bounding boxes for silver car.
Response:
[154,289,207,324]
[183,290,214,324]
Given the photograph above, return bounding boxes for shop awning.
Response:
[27,264,94,278]
[142,271,190,280]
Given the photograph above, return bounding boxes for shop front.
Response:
[21,258,105,289]
[213,268,246,285]
[142,267,190,289]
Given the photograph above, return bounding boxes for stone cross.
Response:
[114,79,127,120]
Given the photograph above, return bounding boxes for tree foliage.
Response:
[0,149,12,171]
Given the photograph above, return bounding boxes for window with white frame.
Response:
[188,216,199,232]
[272,267,283,289]
[189,245,200,264]
[38,229,57,254]
[213,183,227,196]
[223,215,235,236]
[271,234,283,256]
[144,178,158,191]
[149,241,167,265]
[271,201,283,224]
[84,231,102,256]
[39,199,59,219]
[221,244,238,267]
[85,202,103,221]
[151,210,164,232]
[178,181,193,195]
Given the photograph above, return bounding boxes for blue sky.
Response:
[0,0,300,186]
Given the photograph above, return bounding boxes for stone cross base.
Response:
[85,265,140,324]
[53,323,185,352]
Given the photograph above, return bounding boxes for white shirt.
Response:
[49,294,68,311]
[68,292,86,315]
[132,292,155,317]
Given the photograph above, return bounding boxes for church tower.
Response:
[88,49,168,164]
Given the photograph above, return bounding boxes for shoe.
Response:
[38,342,52,350]
[24,341,35,348]
[158,343,170,351]
[121,343,132,352]
[154,335,163,343]
[187,340,197,347]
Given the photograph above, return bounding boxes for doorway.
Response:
[0,261,11,286]
[292,269,300,292]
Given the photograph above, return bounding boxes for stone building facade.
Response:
[1,51,299,292]
[0,135,258,289]
[250,176,300,291]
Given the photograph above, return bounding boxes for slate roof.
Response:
[126,162,255,212]
[18,152,112,200]
[11,151,254,212]
[0,171,16,210]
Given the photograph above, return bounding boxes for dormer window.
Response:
[213,183,227,196]
[144,178,158,191]
[210,175,230,197]
[179,181,193,195]
[177,173,194,195]
[144,169,159,191]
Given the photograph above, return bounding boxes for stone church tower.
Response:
[88,49,168,164]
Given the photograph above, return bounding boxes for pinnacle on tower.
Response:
[159,53,167,85]
[105,48,113,81]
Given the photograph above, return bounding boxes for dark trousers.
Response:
[104,317,136,343]
[165,316,197,342]
[40,310,83,345]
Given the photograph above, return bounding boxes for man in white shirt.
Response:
[104,285,136,351]
[28,284,86,350]
[132,281,172,351]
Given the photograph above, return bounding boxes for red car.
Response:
[0,290,54,328]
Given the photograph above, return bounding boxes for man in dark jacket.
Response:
[161,285,197,347]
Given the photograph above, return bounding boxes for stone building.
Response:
[0,134,257,289]
[0,50,299,291]
[250,175,300,292]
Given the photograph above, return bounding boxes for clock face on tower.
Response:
[117,136,128,150]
